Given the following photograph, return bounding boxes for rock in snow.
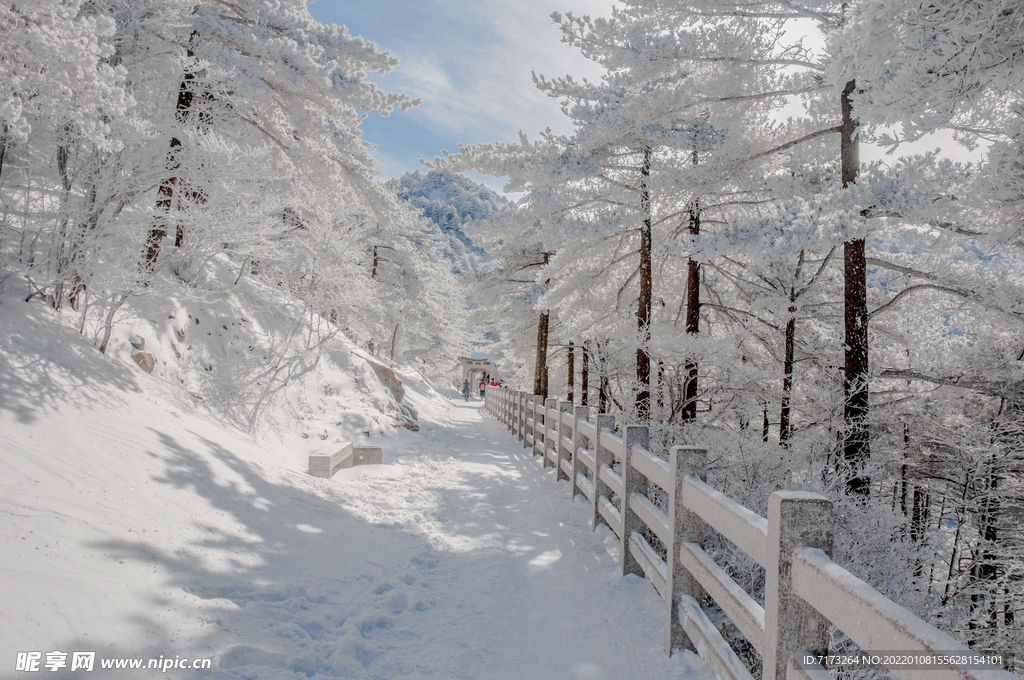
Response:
[131,350,156,373]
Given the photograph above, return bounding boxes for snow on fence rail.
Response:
[485,386,1019,680]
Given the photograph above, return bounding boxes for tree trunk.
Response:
[969,469,1000,638]
[901,424,909,515]
[841,79,870,495]
[682,202,700,423]
[762,404,769,442]
[146,48,198,268]
[779,280,796,445]
[970,403,1018,641]
[51,137,74,310]
[910,485,925,543]
[98,294,129,354]
[69,182,99,312]
[656,359,664,415]
[636,145,653,421]
[534,311,549,396]
[0,123,7,182]
[580,341,589,406]
[567,341,575,403]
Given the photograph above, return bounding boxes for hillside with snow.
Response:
[0,271,712,679]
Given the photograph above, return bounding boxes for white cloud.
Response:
[325,1,617,143]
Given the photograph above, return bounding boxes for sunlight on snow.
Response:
[527,549,562,570]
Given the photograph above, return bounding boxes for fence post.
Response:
[532,396,541,456]
[524,395,534,449]
[542,397,558,466]
[665,445,707,655]
[764,491,835,680]
[511,390,518,438]
[620,424,649,577]
[516,391,524,441]
[540,395,548,458]
[506,388,512,430]
[592,413,616,530]
[571,405,590,500]
[556,400,573,481]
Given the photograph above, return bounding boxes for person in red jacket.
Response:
[478,379,486,399]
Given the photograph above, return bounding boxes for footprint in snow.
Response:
[387,592,408,613]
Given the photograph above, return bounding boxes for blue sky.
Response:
[306,1,982,194]
[306,0,614,191]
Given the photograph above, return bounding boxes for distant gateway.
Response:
[458,357,499,387]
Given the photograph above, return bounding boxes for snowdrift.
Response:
[0,265,451,664]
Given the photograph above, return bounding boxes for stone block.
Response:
[352,446,383,466]
[308,443,383,478]
[308,442,353,478]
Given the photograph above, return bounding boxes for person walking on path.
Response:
[479,379,486,399]
[462,379,471,402]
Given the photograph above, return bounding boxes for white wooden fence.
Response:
[484,386,1019,680]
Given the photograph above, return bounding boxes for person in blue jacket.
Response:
[462,379,470,401]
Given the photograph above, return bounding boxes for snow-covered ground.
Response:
[0,293,714,679]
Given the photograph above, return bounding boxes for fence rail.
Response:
[484,385,1018,680]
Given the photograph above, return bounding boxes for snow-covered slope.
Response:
[0,276,714,679]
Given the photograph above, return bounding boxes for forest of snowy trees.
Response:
[437,0,1024,665]
[1,0,1022,671]
[0,0,474,379]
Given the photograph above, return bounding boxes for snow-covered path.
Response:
[285,400,712,679]
[198,400,713,678]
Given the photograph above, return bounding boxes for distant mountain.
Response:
[387,170,512,257]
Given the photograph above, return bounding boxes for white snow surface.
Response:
[0,293,713,679]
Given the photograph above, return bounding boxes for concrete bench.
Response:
[308,443,383,478]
